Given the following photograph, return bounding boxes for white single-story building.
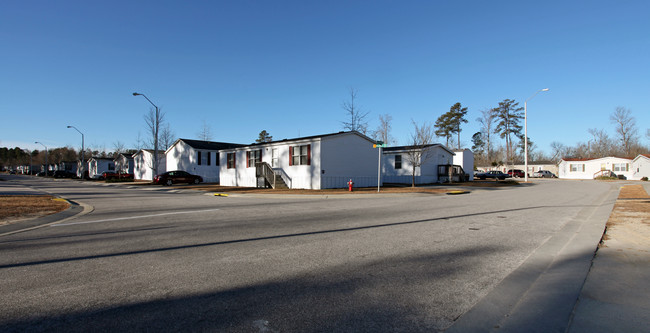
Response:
[219,131,378,189]
[453,149,475,181]
[133,149,166,181]
[114,153,134,174]
[87,157,115,179]
[165,139,245,183]
[558,157,634,179]
[631,154,650,180]
[382,144,456,185]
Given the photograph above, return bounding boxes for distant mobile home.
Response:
[87,157,115,179]
[382,144,456,184]
[114,153,134,174]
[133,149,166,181]
[558,157,633,179]
[165,139,244,183]
[219,131,378,189]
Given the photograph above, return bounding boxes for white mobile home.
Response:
[382,144,456,185]
[114,153,134,174]
[219,131,378,189]
[133,149,166,180]
[558,157,633,179]
[87,157,115,179]
[631,154,650,180]
[453,149,475,181]
[166,139,244,183]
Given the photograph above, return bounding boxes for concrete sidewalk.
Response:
[567,184,650,333]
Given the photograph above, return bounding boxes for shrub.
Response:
[642,177,648,181]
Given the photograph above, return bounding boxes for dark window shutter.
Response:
[289,146,293,166]
[198,151,202,165]
[246,151,250,168]
[307,145,311,165]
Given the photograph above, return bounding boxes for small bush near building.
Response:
[642,177,648,181]
[595,176,618,181]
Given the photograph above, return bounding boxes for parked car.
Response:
[154,171,203,186]
[53,170,76,178]
[101,171,134,180]
[475,170,511,180]
[532,170,557,178]
[507,169,526,178]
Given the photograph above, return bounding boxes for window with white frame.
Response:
[570,164,585,172]
[613,163,629,172]
[246,150,261,167]
[290,145,310,166]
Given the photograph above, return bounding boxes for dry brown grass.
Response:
[0,195,70,225]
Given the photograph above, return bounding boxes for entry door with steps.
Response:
[272,148,279,167]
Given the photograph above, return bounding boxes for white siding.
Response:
[220,132,378,189]
[559,157,633,179]
[453,149,475,181]
[320,134,376,189]
[167,142,221,183]
[382,146,454,184]
[134,151,166,181]
[631,156,650,180]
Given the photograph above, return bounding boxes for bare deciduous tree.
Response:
[113,141,126,157]
[587,128,614,158]
[550,141,568,162]
[477,108,497,163]
[341,88,369,135]
[197,120,213,141]
[144,106,165,178]
[405,120,434,187]
[610,106,638,156]
[372,114,394,145]
[160,124,175,151]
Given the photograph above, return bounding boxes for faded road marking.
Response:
[52,208,221,227]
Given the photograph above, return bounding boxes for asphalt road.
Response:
[0,176,618,332]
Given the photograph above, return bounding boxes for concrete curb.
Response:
[0,199,93,237]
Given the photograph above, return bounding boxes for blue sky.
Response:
[2,1,649,154]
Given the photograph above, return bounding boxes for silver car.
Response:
[532,170,557,178]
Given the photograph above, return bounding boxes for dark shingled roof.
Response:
[177,139,246,150]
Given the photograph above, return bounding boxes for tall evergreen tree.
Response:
[435,102,468,149]
[256,130,273,143]
[493,99,524,163]
[434,112,454,147]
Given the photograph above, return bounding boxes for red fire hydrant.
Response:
[347,179,354,192]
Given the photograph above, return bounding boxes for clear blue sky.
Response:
[2,1,649,155]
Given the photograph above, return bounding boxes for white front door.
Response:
[272,148,278,167]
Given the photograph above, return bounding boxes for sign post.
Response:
[373,141,386,192]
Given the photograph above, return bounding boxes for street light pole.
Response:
[67,125,85,179]
[35,141,48,176]
[133,92,160,180]
[524,88,549,182]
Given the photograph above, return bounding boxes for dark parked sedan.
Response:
[53,170,76,178]
[475,170,511,180]
[154,171,203,186]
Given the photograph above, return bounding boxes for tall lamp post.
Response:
[524,88,549,182]
[133,92,160,179]
[35,141,48,176]
[67,125,85,179]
